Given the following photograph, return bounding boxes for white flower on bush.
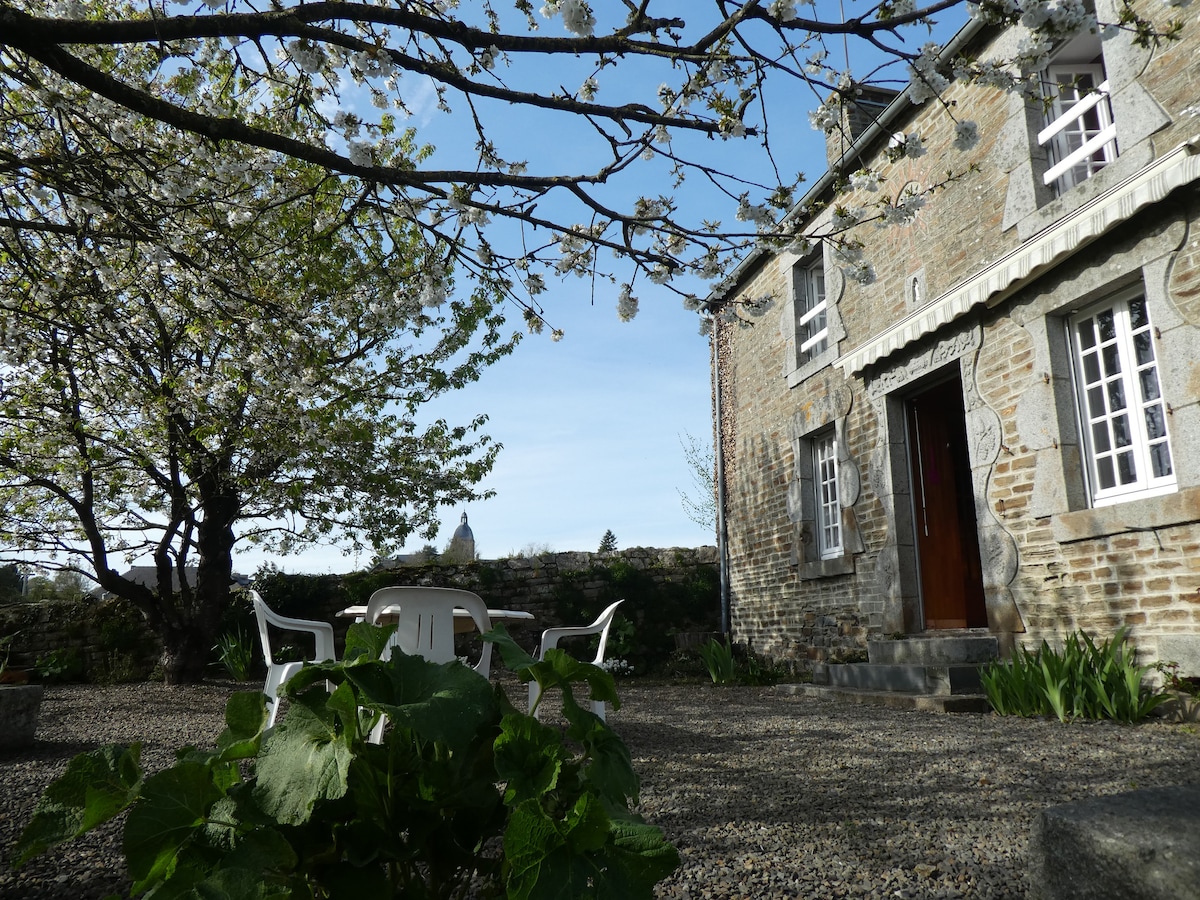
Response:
[601,658,634,675]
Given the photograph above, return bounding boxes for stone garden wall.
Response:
[0,546,721,680]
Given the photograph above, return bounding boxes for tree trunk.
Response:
[159,622,217,685]
[154,478,241,685]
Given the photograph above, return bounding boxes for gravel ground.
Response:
[2,678,1198,899]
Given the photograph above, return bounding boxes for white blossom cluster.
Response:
[540,0,596,37]
[832,240,877,285]
[736,195,776,230]
[850,169,881,192]
[953,120,981,151]
[879,188,927,226]
[768,0,799,22]
[908,42,950,104]
[808,100,840,133]
[616,284,639,321]
[555,225,601,275]
[831,205,864,231]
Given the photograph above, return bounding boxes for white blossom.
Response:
[347,141,374,167]
[769,0,799,21]
[477,45,500,71]
[808,102,839,133]
[541,0,596,37]
[617,284,639,321]
[831,206,864,230]
[880,190,926,226]
[580,77,599,100]
[850,169,881,192]
[953,120,980,151]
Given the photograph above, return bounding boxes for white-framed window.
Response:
[795,258,827,363]
[1038,32,1118,195]
[813,429,842,558]
[1069,291,1175,507]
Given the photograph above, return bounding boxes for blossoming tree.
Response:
[0,45,516,680]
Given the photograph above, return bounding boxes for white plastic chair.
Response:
[364,586,493,742]
[251,590,336,728]
[529,599,625,721]
[365,586,493,676]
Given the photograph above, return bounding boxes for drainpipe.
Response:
[711,320,731,636]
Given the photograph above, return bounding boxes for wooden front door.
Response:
[905,376,988,630]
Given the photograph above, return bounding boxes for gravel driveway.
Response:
[2,679,1198,899]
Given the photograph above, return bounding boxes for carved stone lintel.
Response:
[789,383,853,440]
[865,324,982,401]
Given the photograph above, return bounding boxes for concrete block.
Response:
[0,684,43,750]
[1029,785,1200,900]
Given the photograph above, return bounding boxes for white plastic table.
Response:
[337,605,534,634]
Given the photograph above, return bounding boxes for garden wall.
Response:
[0,546,721,680]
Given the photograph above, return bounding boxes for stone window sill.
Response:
[797,554,856,580]
[1051,485,1200,544]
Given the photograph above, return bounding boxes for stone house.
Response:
[708,0,1200,675]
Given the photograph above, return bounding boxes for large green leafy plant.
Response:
[15,625,678,899]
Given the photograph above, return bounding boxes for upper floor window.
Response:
[813,429,842,559]
[795,257,827,363]
[1038,33,1118,195]
[1069,290,1175,507]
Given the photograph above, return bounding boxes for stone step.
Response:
[778,682,991,714]
[868,633,999,666]
[821,662,987,695]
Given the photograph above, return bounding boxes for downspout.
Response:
[711,318,731,636]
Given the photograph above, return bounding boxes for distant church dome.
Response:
[447,512,476,561]
[453,512,474,542]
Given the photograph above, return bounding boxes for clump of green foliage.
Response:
[695,638,792,686]
[698,637,735,684]
[15,624,678,899]
[980,628,1170,723]
[34,647,85,684]
[214,626,255,681]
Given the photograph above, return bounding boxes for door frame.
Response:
[881,365,990,634]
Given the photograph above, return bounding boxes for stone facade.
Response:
[712,1,1200,673]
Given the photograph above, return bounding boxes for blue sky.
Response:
[254,279,719,573]
[236,2,958,574]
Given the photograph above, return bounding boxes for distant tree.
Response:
[0,563,23,602]
[598,530,618,553]
[678,433,717,532]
